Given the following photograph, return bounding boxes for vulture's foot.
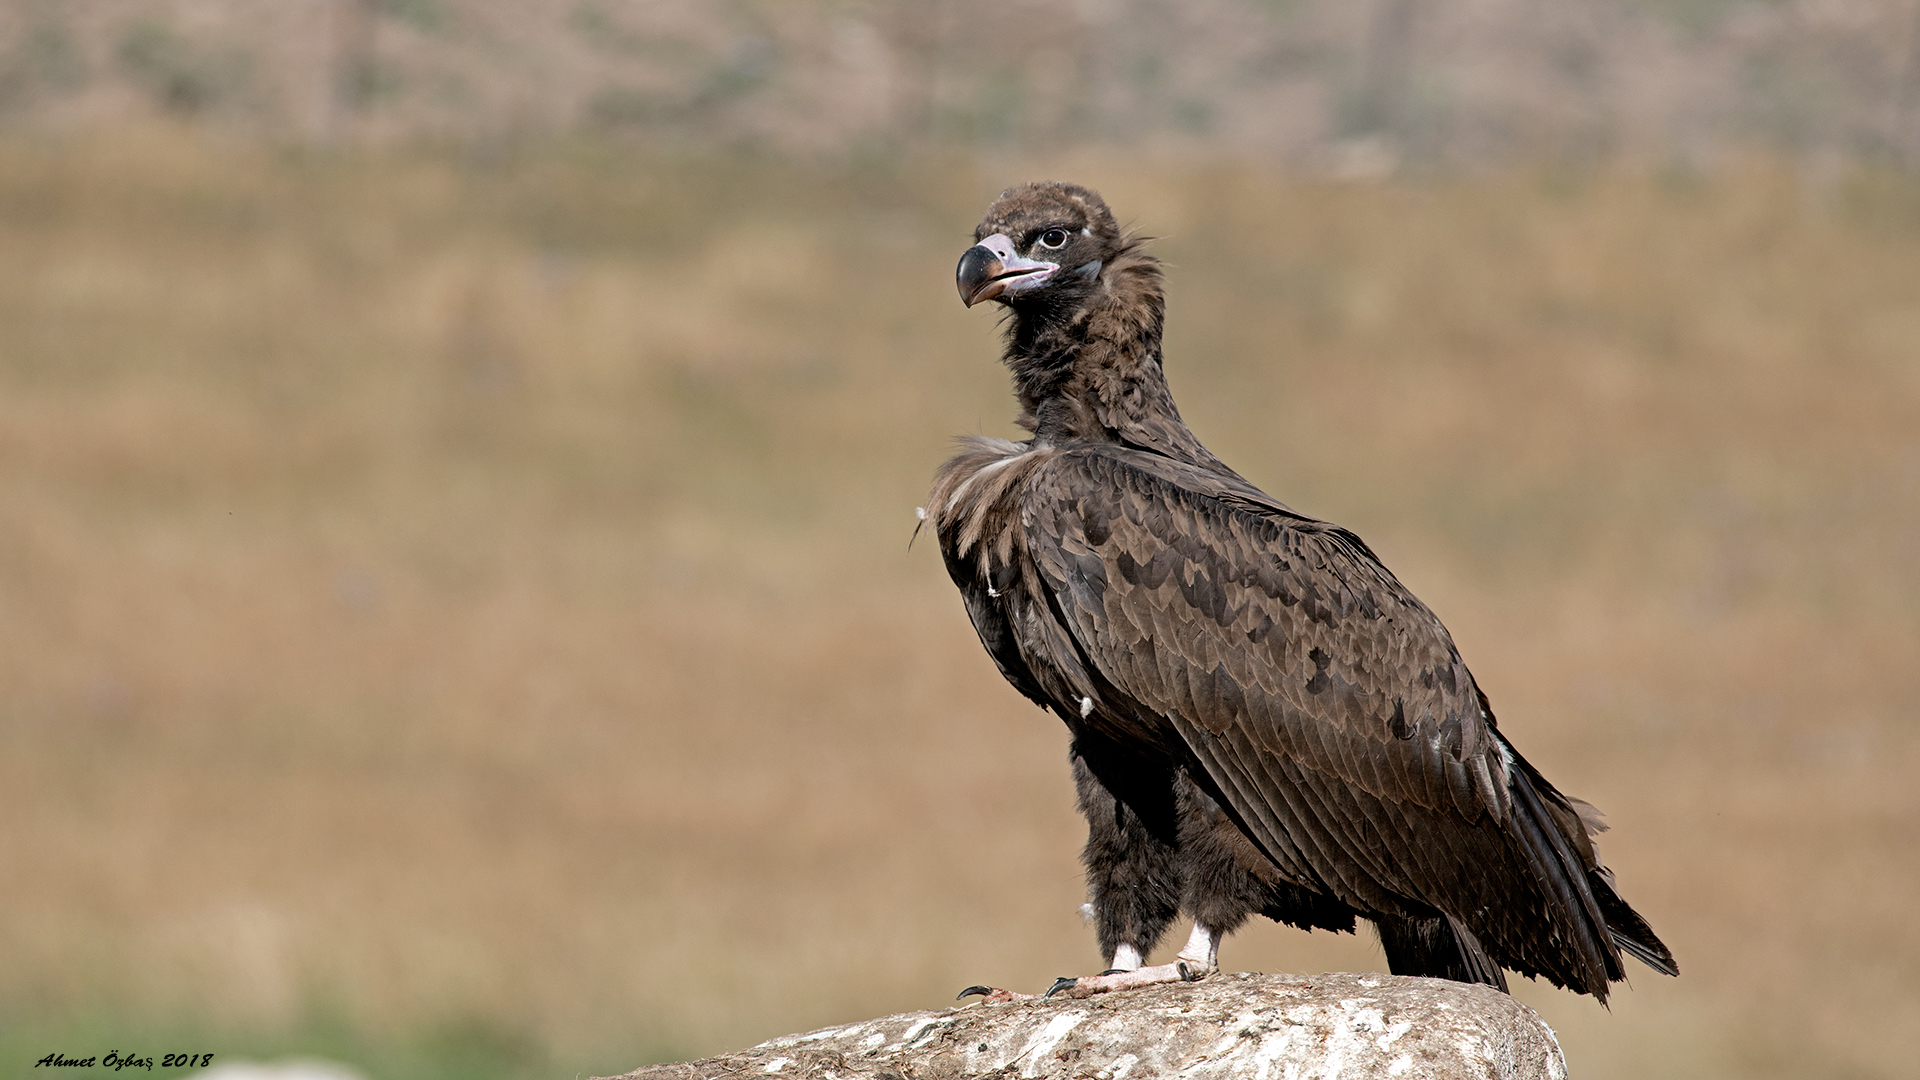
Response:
[1044,922,1221,998]
[1044,959,1213,998]
[956,984,1037,1004]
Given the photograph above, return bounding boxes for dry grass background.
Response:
[1,127,1917,1078]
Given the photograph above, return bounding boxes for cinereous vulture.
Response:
[926,182,1676,1002]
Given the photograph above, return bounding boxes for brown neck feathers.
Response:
[1003,243,1225,473]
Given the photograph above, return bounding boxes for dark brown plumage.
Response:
[930,182,1676,1003]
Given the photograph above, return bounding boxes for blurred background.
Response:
[1,2,1917,1078]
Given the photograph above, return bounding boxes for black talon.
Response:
[957,985,995,1000]
[1177,962,1205,982]
[1044,976,1080,998]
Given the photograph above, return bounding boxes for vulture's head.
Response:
[957,182,1127,310]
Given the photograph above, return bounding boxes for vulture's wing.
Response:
[1021,446,1627,990]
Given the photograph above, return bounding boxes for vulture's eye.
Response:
[1038,228,1069,250]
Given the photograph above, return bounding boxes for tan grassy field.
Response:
[0,128,1916,1079]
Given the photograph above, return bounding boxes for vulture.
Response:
[926,182,1676,1003]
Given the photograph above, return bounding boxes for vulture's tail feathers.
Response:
[1445,914,1509,991]
[1592,873,1680,977]
[1505,760,1620,998]
[1504,740,1679,991]
[1374,913,1509,992]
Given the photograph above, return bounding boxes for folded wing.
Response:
[1019,446,1672,995]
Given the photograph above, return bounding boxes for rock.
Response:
[601,971,1566,1079]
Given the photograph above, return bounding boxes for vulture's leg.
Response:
[957,735,1181,1003]
[1037,740,1194,998]
[1050,766,1313,998]
[1073,735,1182,967]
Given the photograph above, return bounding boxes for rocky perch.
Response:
[601,971,1567,1080]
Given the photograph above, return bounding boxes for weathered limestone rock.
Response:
[603,972,1567,1079]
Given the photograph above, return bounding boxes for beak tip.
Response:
[956,243,1000,310]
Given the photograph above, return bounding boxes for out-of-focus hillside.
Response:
[3,0,1920,163]
[1,130,1917,1078]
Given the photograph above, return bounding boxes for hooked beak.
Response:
[956,233,1058,307]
